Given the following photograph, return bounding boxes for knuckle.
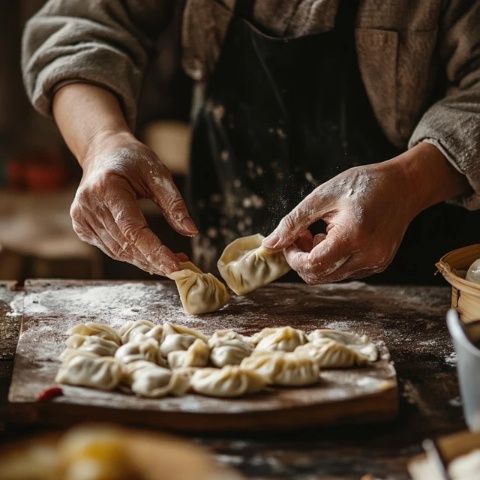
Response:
[280,213,297,232]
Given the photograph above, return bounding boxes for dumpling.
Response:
[68,322,121,346]
[55,351,122,390]
[295,341,369,368]
[167,262,230,315]
[124,361,190,398]
[466,258,480,284]
[168,339,210,369]
[119,320,163,344]
[64,334,118,357]
[241,351,319,386]
[208,330,253,367]
[253,326,307,353]
[114,338,164,366]
[190,366,267,398]
[217,233,290,295]
[307,329,378,361]
[160,334,197,356]
[162,322,209,343]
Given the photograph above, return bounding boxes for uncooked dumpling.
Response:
[64,334,118,357]
[160,333,197,356]
[119,320,163,344]
[241,351,319,386]
[307,329,378,361]
[168,262,230,315]
[253,326,307,353]
[217,233,290,295]
[190,366,267,398]
[466,258,480,284]
[68,322,121,346]
[208,330,253,367]
[55,351,122,390]
[295,341,369,369]
[162,322,209,343]
[168,339,210,369]
[125,361,190,398]
[114,338,164,365]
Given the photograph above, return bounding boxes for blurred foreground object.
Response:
[0,423,243,480]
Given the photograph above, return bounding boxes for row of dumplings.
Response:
[55,320,379,398]
[168,233,291,315]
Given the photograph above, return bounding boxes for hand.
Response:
[70,131,197,275]
[263,143,468,284]
[262,162,414,283]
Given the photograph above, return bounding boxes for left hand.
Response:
[262,143,468,284]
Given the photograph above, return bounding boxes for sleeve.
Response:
[408,0,480,210]
[22,0,172,128]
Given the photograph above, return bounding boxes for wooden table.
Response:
[0,280,464,479]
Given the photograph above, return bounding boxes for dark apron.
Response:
[187,0,480,285]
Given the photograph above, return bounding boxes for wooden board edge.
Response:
[6,384,398,432]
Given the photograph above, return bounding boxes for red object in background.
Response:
[6,149,69,192]
[36,386,63,402]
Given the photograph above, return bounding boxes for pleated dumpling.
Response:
[162,322,209,343]
[217,234,290,295]
[253,326,307,353]
[241,351,319,386]
[168,262,230,315]
[160,333,197,356]
[307,329,378,362]
[119,320,163,344]
[208,330,253,367]
[64,334,118,357]
[168,339,210,369]
[124,361,190,398]
[114,338,164,366]
[55,351,123,390]
[295,341,369,369]
[68,322,121,346]
[190,366,267,398]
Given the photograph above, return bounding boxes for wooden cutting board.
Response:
[8,280,398,431]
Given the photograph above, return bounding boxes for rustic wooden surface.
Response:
[9,280,397,431]
[0,280,464,479]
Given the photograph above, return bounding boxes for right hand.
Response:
[70,131,197,276]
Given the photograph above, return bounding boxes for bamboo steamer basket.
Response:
[436,244,480,322]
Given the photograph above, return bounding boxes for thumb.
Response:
[263,191,325,250]
[147,173,198,237]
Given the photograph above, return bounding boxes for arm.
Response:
[409,0,480,210]
[54,83,196,276]
[263,143,468,284]
[22,0,196,275]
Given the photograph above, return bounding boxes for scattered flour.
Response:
[445,352,457,366]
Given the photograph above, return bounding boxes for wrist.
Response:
[81,129,136,170]
[387,142,469,215]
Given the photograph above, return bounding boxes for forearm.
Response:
[388,142,470,216]
[53,83,132,166]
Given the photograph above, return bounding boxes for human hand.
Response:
[262,160,418,284]
[70,131,197,275]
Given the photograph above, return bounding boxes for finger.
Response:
[284,229,352,279]
[147,171,198,237]
[176,252,190,262]
[105,187,179,274]
[72,217,118,259]
[295,229,314,252]
[263,189,326,250]
[99,208,156,273]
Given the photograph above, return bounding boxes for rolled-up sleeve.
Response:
[22,0,171,128]
[409,0,480,210]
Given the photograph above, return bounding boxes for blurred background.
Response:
[0,1,193,281]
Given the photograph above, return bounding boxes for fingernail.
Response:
[263,233,281,248]
[180,217,198,235]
